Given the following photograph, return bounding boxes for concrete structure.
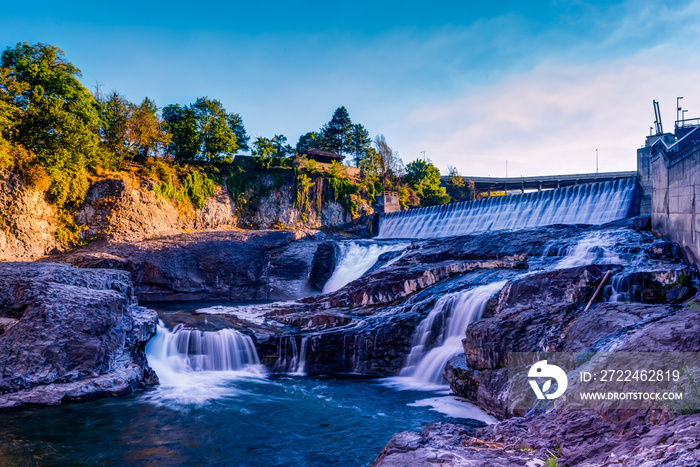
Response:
[376,191,401,213]
[444,171,637,197]
[638,123,700,266]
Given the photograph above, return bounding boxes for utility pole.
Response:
[596,148,598,173]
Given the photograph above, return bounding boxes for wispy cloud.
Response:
[387,0,700,176]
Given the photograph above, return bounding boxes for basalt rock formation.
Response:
[55,229,331,302]
[0,262,158,409]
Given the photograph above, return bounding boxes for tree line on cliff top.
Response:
[0,42,469,213]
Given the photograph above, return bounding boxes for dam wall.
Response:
[638,125,700,266]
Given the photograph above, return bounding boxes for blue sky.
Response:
[2,0,699,176]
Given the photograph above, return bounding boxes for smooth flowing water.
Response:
[322,241,408,293]
[378,178,635,239]
[0,369,488,467]
[394,281,506,389]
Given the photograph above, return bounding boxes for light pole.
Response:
[677,96,684,126]
[420,150,426,161]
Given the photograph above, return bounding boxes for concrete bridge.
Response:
[443,171,637,196]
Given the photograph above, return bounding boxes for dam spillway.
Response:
[377,177,636,239]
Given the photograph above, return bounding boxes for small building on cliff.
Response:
[306,149,345,164]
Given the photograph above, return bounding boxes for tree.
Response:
[252,136,275,158]
[373,134,404,187]
[98,93,170,165]
[350,123,371,167]
[163,97,248,163]
[296,131,321,155]
[320,106,353,155]
[252,134,293,158]
[404,159,450,206]
[445,165,475,201]
[271,134,293,157]
[192,97,238,162]
[1,42,101,205]
[162,104,199,160]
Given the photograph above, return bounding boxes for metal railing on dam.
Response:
[443,171,637,195]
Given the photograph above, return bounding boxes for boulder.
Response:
[0,262,157,409]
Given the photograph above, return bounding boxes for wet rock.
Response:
[373,422,545,467]
[308,242,337,292]
[57,229,329,302]
[0,262,157,409]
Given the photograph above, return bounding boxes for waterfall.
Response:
[322,241,408,293]
[146,322,261,380]
[399,281,506,386]
[378,178,635,239]
[273,335,311,375]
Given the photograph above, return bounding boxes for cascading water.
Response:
[322,241,408,293]
[145,321,264,403]
[397,281,506,387]
[378,178,635,239]
[273,335,310,375]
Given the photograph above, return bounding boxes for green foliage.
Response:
[294,172,315,212]
[328,174,360,217]
[46,167,89,207]
[295,131,321,155]
[163,97,248,163]
[98,92,170,167]
[152,169,215,210]
[350,123,371,167]
[142,157,178,185]
[55,209,88,246]
[446,165,475,201]
[545,455,558,467]
[404,159,450,207]
[0,42,103,205]
[252,134,293,159]
[181,171,215,209]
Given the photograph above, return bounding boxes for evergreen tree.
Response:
[320,106,352,155]
[350,123,371,167]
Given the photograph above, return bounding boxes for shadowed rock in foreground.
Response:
[0,263,158,409]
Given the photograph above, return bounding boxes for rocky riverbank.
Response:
[0,262,158,409]
[373,219,700,466]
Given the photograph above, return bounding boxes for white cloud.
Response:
[388,42,700,177]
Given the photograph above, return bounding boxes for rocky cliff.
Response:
[0,170,372,262]
[0,169,58,261]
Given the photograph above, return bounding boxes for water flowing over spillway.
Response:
[378,178,636,239]
[398,281,506,386]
